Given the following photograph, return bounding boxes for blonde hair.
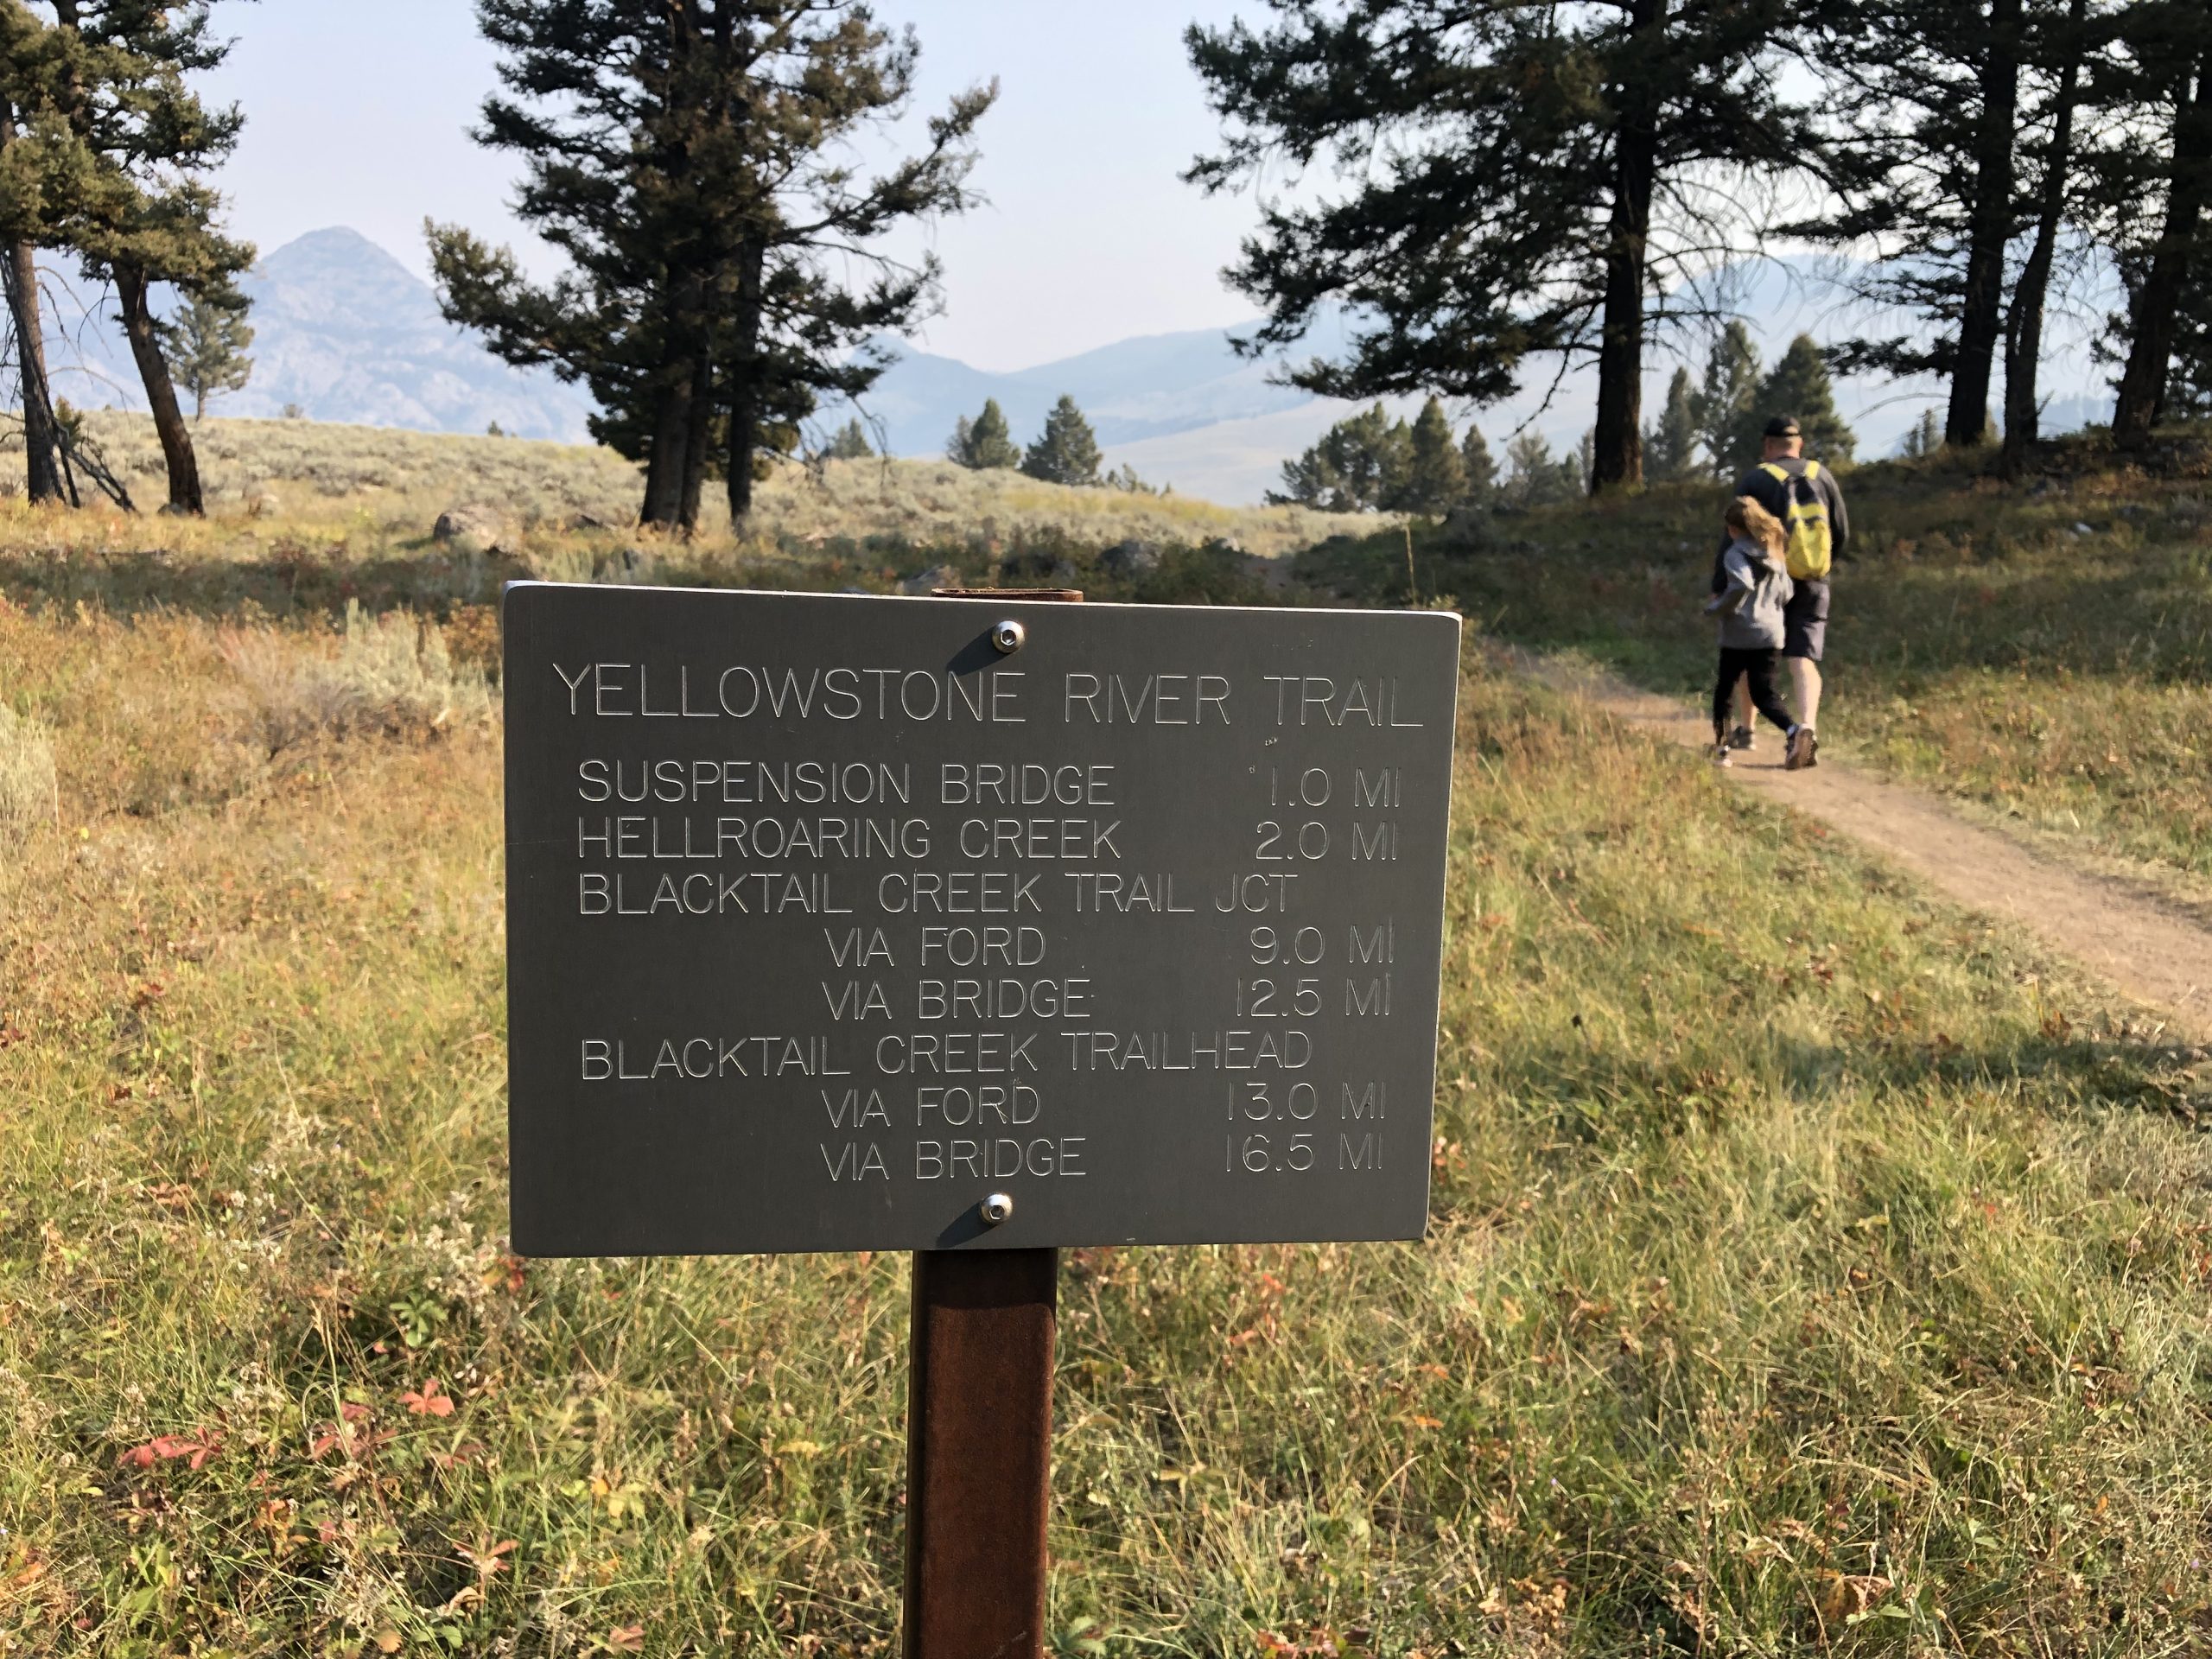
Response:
[1726,495,1786,567]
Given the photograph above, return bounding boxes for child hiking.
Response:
[1706,496,1801,768]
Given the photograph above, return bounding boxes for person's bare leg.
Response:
[1789,657,1822,729]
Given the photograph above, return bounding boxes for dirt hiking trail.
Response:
[1513,650,2212,1039]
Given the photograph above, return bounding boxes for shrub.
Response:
[0,703,56,827]
[226,601,491,756]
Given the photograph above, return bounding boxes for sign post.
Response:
[501,582,1461,1652]
[901,586,1074,1659]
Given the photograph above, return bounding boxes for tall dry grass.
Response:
[2,579,2206,1652]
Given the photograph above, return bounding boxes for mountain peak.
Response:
[257,226,419,284]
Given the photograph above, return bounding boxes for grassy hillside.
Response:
[1306,431,2212,906]
[2,410,1359,572]
[3,454,2209,1651]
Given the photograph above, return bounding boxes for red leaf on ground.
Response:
[401,1382,455,1418]
[119,1433,218,1470]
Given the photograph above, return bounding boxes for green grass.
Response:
[1303,435,2212,896]
[4,575,2209,1653]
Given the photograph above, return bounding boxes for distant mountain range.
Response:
[27,227,2115,505]
[37,226,594,442]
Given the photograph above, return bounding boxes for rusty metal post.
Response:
[903,1247,1058,1658]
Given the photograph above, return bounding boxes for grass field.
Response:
[5,505,2210,1653]
[1301,434,2212,905]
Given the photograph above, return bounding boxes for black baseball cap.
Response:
[1764,415,1802,438]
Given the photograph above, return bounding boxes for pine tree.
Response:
[948,397,1020,468]
[2103,4,2212,445]
[823,417,873,460]
[156,288,252,419]
[1898,408,1944,458]
[1186,2,1816,492]
[2,2,254,513]
[1691,323,1762,480]
[1020,395,1102,486]
[1268,403,1410,512]
[1392,397,1465,513]
[2002,0,2094,474]
[0,69,62,504]
[1459,423,1497,505]
[1798,0,2031,448]
[1502,432,1580,509]
[1643,366,1701,481]
[1754,334,1856,463]
[429,5,995,530]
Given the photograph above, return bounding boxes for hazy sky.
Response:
[202,0,1269,372]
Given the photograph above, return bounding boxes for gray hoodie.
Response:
[1710,537,1794,650]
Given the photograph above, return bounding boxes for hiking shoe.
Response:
[1785,726,1820,771]
[1713,743,1732,768]
[1726,724,1755,752]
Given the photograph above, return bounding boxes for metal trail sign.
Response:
[505,584,1461,1257]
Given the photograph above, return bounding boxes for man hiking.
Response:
[1717,414,1848,769]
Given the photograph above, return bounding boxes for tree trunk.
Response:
[115,264,203,514]
[725,239,766,522]
[2000,0,2087,479]
[679,344,712,530]
[1591,0,1660,493]
[639,270,709,530]
[0,99,62,505]
[1948,0,2021,449]
[2113,54,2212,448]
[9,242,62,505]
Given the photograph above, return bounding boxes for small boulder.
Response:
[564,510,615,533]
[246,489,283,519]
[1101,538,1162,578]
[433,504,509,556]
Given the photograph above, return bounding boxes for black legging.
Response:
[1713,647,1795,736]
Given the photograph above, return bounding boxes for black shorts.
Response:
[1783,579,1829,661]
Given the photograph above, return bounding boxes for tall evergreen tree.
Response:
[1691,322,1761,480]
[429,3,994,531]
[2001,0,2094,474]
[2102,2,2212,445]
[1186,1,1815,493]
[1899,407,1944,457]
[1268,402,1409,512]
[1801,0,2028,449]
[1393,396,1465,513]
[0,73,61,504]
[823,416,872,459]
[1643,365,1700,480]
[156,285,251,418]
[1020,394,1102,486]
[947,396,1019,468]
[1753,334,1857,461]
[2,2,252,513]
[1502,431,1580,508]
[1459,423,1497,505]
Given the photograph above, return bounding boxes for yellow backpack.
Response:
[1760,459,1833,580]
